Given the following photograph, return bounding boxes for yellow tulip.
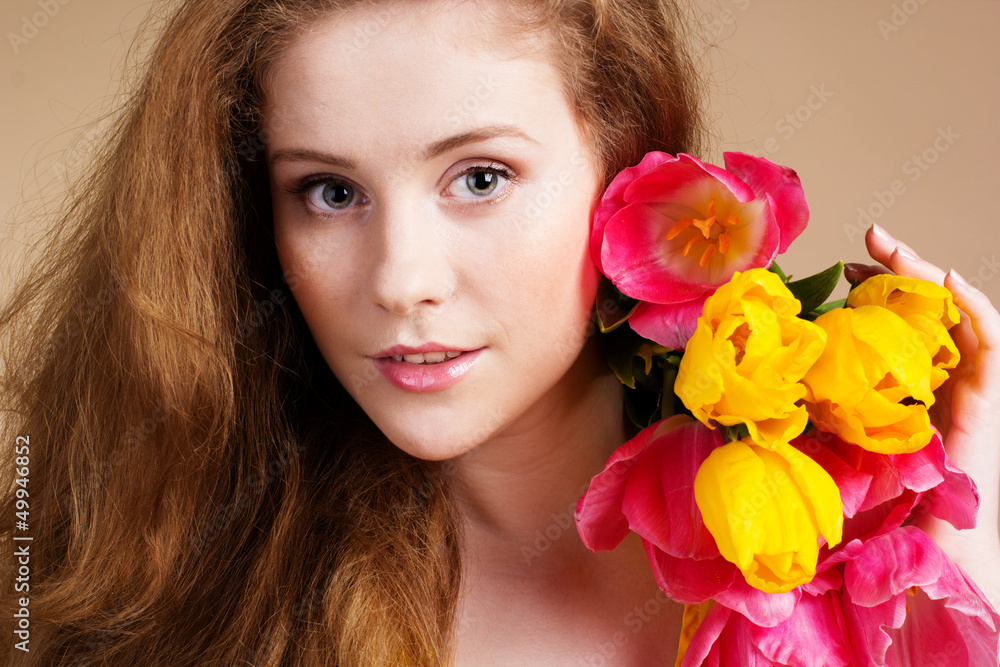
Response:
[675,268,827,447]
[802,305,936,454]
[846,274,960,390]
[694,440,843,593]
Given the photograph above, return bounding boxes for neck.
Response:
[449,338,630,574]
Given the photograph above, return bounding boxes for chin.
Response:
[368,412,485,462]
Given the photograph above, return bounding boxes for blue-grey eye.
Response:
[448,165,512,200]
[465,170,499,196]
[319,182,355,209]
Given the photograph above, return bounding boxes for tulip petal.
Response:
[881,587,970,666]
[840,490,922,549]
[893,430,979,530]
[621,419,723,559]
[842,589,903,666]
[804,307,937,454]
[628,297,707,350]
[695,440,842,594]
[601,201,717,302]
[791,432,873,518]
[917,556,1000,663]
[712,576,801,628]
[844,526,1000,665]
[775,443,844,549]
[679,602,735,667]
[748,591,854,667]
[625,153,755,204]
[724,152,809,254]
[717,613,783,666]
[643,539,737,605]
[590,151,678,268]
[844,526,943,607]
[576,416,686,551]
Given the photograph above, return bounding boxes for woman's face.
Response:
[265,1,604,460]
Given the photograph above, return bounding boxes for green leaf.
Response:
[605,325,670,389]
[768,261,790,283]
[596,278,639,333]
[787,261,844,316]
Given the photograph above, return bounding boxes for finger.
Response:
[863,223,899,269]
[887,245,949,285]
[945,269,1000,386]
[865,224,949,285]
[948,308,978,360]
[843,262,892,284]
[863,223,948,283]
[946,270,1000,354]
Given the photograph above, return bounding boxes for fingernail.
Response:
[871,223,894,242]
[948,268,971,289]
[894,245,919,261]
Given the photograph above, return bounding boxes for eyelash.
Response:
[286,162,518,215]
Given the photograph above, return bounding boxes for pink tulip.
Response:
[679,528,999,666]
[800,429,979,533]
[679,592,854,667]
[844,527,1000,666]
[590,151,808,348]
[576,416,801,627]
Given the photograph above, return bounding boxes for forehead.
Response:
[260,1,572,148]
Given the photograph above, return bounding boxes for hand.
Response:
[844,223,1000,610]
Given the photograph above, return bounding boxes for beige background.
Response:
[3,0,999,302]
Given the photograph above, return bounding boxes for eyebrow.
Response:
[268,124,539,168]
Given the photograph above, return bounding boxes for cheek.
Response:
[497,203,601,369]
[513,196,600,322]
[272,224,358,366]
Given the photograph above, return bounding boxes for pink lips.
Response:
[371,345,484,392]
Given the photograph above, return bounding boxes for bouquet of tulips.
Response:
[576,152,1000,665]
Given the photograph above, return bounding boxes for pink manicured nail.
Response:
[948,268,971,289]
[894,245,919,261]
[871,223,894,242]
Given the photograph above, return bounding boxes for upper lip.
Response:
[373,343,478,358]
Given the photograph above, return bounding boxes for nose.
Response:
[367,200,456,315]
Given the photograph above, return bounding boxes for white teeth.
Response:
[394,351,464,364]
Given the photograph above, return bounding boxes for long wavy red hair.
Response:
[0,0,704,663]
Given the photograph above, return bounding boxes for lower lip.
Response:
[372,349,484,392]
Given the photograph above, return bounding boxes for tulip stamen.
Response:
[666,199,741,267]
